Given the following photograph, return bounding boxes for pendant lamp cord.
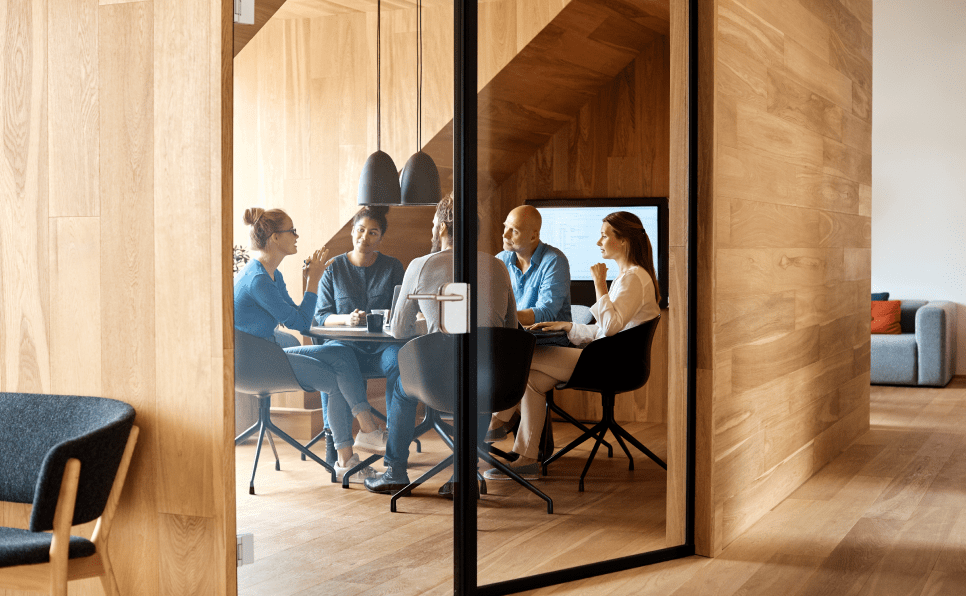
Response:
[416,0,423,150]
[377,0,382,151]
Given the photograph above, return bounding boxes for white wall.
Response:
[872,0,966,375]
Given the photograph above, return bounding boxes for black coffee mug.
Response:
[366,313,384,333]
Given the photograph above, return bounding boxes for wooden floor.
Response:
[521,377,966,595]
[236,420,669,595]
[237,378,966,595]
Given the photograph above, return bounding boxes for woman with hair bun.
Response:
[234,207,387,483]
[484,211,662,480]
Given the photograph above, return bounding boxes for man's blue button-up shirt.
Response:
[497,241,572,323]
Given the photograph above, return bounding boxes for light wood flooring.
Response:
[236,420,669,595]
[237,379,966,595]
[522,377,966,595]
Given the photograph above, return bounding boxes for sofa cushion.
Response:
[871,300,902,334]
[870,334,918,385]
[871,292,890,301]
[898,299,928,334]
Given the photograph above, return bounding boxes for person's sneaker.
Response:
[354,429,388,455]
[483,460,539,481]
[334,454,379,484]
[364,466,411,494]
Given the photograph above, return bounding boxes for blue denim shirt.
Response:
[315,252,405,325]
[497,242,572,323]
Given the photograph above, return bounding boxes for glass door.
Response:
[460,0,697,592]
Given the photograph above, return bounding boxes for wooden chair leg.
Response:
[99,553,121,596]
[50,459,81,596]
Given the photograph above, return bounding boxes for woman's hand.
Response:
[590,262,608,302]
[303,247,330,282]
[346,309,365,327]
[528,321,573,333]
[590,262,608,284]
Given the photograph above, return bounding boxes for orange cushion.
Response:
[871,300,902,334]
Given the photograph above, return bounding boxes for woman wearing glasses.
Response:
[484,211,662,480]
[234,207,387,482]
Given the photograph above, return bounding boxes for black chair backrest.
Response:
[234,330,309,396]
[0,393,135,532]
[398,327,536,415]
[561,314,661,395]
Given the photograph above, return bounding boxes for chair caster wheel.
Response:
[249,486,255,495]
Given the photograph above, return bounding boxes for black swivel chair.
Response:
[542,315,666,491]
[234,330,337,494]
[390,327,554,514]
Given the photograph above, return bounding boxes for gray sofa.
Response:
[871,300,957,387]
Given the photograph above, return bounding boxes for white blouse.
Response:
[567,266,661,347]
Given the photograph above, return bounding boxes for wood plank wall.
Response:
[490,33,672,425]
[699,0,873,555]
[0,0,233,594]
[232,0,568,293]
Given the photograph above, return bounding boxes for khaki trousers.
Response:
[494,345,583,459]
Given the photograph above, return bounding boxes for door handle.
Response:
[407,283,469,334]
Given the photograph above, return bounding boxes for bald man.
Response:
[497,205,572,328]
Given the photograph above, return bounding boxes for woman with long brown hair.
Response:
[485,211,662,480]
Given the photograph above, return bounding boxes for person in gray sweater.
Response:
[365,194,518,494]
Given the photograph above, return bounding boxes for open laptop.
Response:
[389,284,402,327]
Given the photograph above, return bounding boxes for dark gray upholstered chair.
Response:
[390,328,554,514]
[234,330,337,494]
[0,392,138,596]
[542,315,666,491]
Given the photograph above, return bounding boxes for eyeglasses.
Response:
[276,228,297,236]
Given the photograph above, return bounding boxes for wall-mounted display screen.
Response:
[526,198,669,309]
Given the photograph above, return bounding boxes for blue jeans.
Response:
[313,341,402,451]
[283,343,370,450]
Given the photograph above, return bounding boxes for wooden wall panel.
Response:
[705,0,873,555]
[1,0,233,595]
[665,0,690,545]
[154,0,216,520]
[98,7,161,593]
[48,0,99,217]
[49,218,102,395]
[0,0,51,396]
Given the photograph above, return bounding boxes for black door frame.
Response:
[451,0,700,593]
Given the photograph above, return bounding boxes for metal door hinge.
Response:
[236,533,254,567]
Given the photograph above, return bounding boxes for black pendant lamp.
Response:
[399,0,441,205]
[358,0,401,206]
